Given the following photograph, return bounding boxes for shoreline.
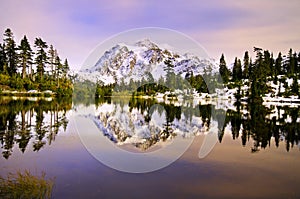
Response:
[0,90,56,97]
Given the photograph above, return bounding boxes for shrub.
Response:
[9,76,24,90]
[0,170,54,199]
[0,74,10,86]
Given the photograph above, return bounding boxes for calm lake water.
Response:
[1,96,300,198]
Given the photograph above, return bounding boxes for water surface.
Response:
[1,97,299,198]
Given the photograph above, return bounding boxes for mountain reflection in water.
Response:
[94,97,300,153]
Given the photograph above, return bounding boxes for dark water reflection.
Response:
[223,102,300,152]
[0,97,72,159]
[0,96,300,199]
[94,97,300,153]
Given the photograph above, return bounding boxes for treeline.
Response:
[0,28,73,96]
[95,59,210,98]
[219,47,300,100]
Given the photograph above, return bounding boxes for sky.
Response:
[1,0,300,71]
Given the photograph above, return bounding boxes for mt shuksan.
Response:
[79,39,218,84]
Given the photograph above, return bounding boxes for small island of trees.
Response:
[0,28,73,97]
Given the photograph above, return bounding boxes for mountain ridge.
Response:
[79,39,218,84]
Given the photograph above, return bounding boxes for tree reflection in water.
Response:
[1,96,299,158]
[95,97,300,152]
[0,97,72,159]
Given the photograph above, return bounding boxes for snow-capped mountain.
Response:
[79,39,218,84]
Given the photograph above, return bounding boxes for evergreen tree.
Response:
[145,71,154,83]
[0,43,7,73]
[3,28,18,76]
[120,78,126,91]
[263,50,272,77]
[144,71,155,94]
[0,28,73,96]
[164,59,175,89]
[158,76,165,86]
[158,76,165,92]
[55,55,62,86]
[253,47,265,80]
[18,35,33,79]
[128,78,137,91]
[293,52,298,75]
[232,57,242,82]
[270,52,275,77]
[186,71,195,87]
[243,51,250,79]
[194,74,208,93]
[249,47,265,101]
[34,38,48,80]
[48,45,57,78]
[298,52,300,76]
[62,58,69,79]
[248,58,253,79]
[237,59,242,80]
[219,54,230,83]
[291,75,299,97]
[286,48,295,75]
[275,52,283,78]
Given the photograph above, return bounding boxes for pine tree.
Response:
[158,76,165,85]
[291,75,299,97]
[120,78,126,92]
[188,71,195,87]
[293,52,298,75]
[243,51,250,79]
[275,52,283,77]
[3,28,18,76]
[253,47,265,79]
[55,55,62,87]
[248,58,253,79]
[286,48,295,75]
[34,38,48,80]
[0,43,7,73]
[232,57,242,82]
[128,78,137,91]
[186,71,198,92]
[48,45,57,78]
[164,59,175,89]
[62,58,69,79]
[297,52,300,76]
[219,54,230,83]
[18,35,33,79]
[158,76,165,92]
[145,71,154,83]
[263,50,272,77]
[194,74,207,93]
[249,47,265,101]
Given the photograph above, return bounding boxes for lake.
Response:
[0,96,300,198]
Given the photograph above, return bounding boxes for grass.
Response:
[0,170,54,199]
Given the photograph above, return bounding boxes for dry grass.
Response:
[0,170,54,199]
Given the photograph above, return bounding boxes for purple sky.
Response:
[1,0,300,70]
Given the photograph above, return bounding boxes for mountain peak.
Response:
[79,39,218,84]
[135,38,159,49]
